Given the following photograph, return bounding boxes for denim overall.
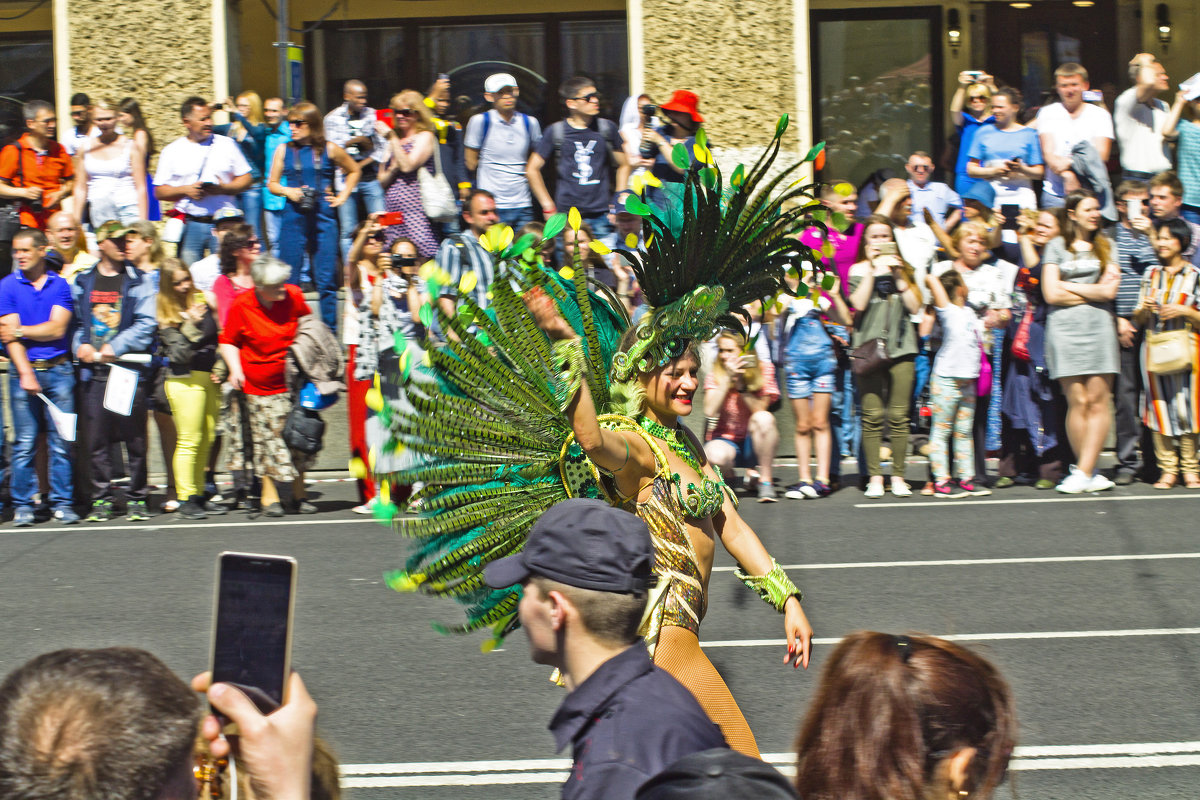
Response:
[277,144,338,329]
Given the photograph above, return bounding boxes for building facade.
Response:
[2,0,1197,175]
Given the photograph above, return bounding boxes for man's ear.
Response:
[545,589,571,631]
[484,92,495,104]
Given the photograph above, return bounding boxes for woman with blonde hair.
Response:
[157,259,223,519]
[72,99,148,227]
[703,329,782,501]
[268,100,360,329]
[216,91,268,239]
[847,214,923,497]
[1041,189,1120,493]
[375,89,439,257]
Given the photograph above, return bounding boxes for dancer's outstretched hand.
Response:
[524,285,577,341]
[783,597,814,669]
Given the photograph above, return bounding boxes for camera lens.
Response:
[398,257,418,267]
[641,104,657,117]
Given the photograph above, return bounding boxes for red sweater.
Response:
[219,284,310,395]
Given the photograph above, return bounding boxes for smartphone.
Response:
[192,291,207,306]
[200,182,219,193]
[209,552,297,731]
[1001,204,1020,230]
[964,70,985,83]
[375,108,394,127]
[437,72,450,83]
[1082,89,1103,103]
[875,241,899,256]
[1127,197,1143,220]
[378,210,404,226]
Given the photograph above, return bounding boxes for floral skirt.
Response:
[246,392,314,482]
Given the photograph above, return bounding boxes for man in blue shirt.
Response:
[0,228,76,526]
[484,499,727,800]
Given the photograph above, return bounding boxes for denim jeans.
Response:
[337,178,386,259]
[238,183,264,241]
[179,219,218,266]
[9,362,75,510]
[496,206,535,232]
[279,200,339,330]
[264,209,283,256]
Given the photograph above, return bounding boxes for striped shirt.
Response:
[436,232,495,310]
[1115,224,1157,318]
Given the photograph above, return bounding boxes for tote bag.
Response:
[418,139,458,223]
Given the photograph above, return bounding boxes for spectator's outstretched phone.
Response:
[209,551,297,734]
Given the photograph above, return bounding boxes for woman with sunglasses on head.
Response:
[950,71,997,196]
[375,91,440,259]
[268,101,360,330]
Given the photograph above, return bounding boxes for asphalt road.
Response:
[1,472,1198,799]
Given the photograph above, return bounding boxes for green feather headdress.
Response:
[610,115,828,381]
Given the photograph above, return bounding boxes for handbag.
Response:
[1146,326,1192,375]
[850,295,894,377]
[283,404,326,455]
[417,139,458,223]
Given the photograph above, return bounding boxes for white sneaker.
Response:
[1086,472,1115,493]
[352,500,377,515]
[864,482,886,499]
[890,477,913,497]
[1056,467,1091,494]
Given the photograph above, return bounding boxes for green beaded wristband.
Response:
[735,558,802,612]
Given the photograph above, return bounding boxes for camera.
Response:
[27,194,43,213]
[639,135,658,159]
[641,103,657,118]
[297,186,317,213]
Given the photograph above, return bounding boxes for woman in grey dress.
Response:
[1041,190,1120,494]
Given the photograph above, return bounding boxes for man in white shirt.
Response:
[464,73,542,232]
[154,97,252,266]
[188,207,246,292]
[1036,63,1115,207]
[61,93,99,156]
[1114,53,1172,180]
[905,151,960,228]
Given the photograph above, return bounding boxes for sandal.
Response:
[1153,473,1178,490]
[1184,474,1200,490]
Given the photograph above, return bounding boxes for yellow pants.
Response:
[1152,430,1200,476]
[164,371,220,501]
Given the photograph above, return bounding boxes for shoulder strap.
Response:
[598,118,618,165]
[521,113,533,157]
[551,121,565,162]
[478,111,490,151]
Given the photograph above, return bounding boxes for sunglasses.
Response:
[909,164,932,171]
[393,108,415,117]
[370,232,386,242]
[287,119,309,126]
[968,94,989,100]
[572,93,601,103]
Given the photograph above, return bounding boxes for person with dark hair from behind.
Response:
[793,631,1017,800]
[0,646,319,800]
[483,498,727,800]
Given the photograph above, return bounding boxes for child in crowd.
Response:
[925,271,990,497]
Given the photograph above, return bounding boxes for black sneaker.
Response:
[125,500,151,521]
[290,499,318,515]
[86,500,113,522]
[202,499,227,515]
[178,498,208,520]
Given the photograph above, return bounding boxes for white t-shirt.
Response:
[933,302,982,379]
[154,134,251,217]
[1035,102,1115,199]
[189,253,221,293]
[1113,87,1172,174]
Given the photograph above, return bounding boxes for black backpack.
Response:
[283,406,325,455]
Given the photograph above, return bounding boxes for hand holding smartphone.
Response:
[377,210,404,226]
[210,552,297,733]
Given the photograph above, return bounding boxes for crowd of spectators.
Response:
[1,51,1199,519]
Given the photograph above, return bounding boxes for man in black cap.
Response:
[484,498,728,800]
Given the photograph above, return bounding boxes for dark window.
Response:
[0,33,55,119]
[811,6,944,187]
[309,12,628,127]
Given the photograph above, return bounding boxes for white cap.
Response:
[484,73,518,94]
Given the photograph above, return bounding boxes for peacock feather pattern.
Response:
[378,116,830,650]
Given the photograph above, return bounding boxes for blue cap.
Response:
[484,499,655,593]
[299,381,338,410]
[961,179,996,208]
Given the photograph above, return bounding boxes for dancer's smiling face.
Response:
[642,352,700,419]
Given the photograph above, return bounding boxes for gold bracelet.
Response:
[735,558,802,612]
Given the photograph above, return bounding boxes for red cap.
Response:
[659,90,704,123]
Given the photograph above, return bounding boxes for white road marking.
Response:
[338,741,1200,788]
[700,627,1200,648]
[0,518,373,535]
[712,552,1200,572]
[854,493,1200,509]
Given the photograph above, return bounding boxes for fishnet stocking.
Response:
[653,625,760,757]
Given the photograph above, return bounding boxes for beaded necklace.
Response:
[637,416,702,473]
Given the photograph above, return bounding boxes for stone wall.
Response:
[64,0,216,164]
[641,0,798,158]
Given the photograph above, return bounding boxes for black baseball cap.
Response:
[484,498,655,593]
[635,748,798,800]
